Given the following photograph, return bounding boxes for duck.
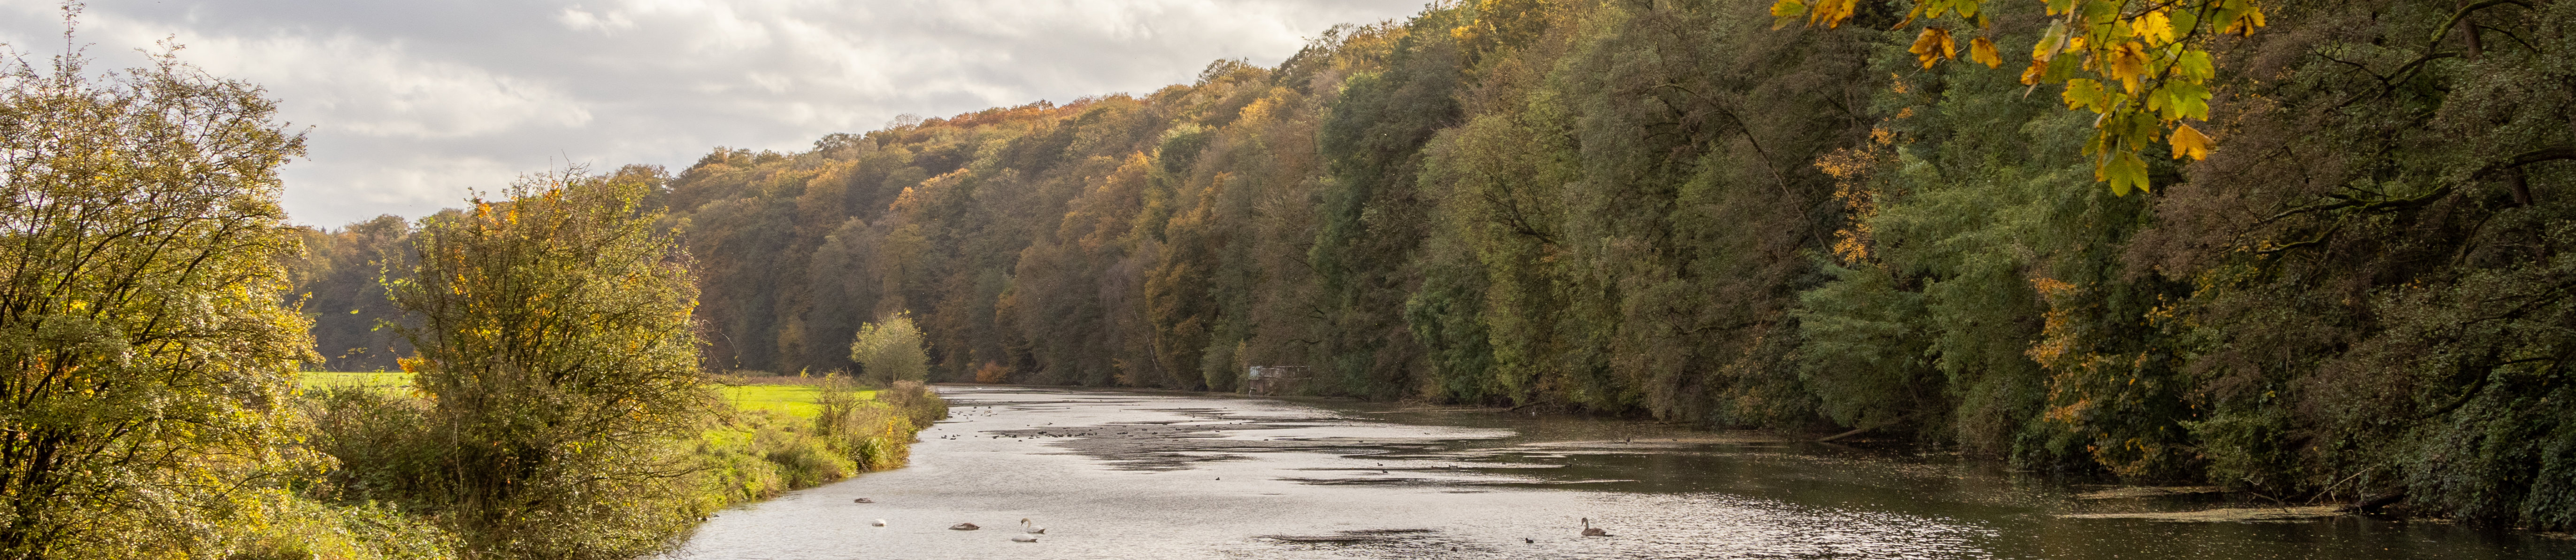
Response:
[871,519,887,527]
[950,522,981,531]
[1580,517,1610,537]
[1020,518,1047,534]
[852,498,874,503]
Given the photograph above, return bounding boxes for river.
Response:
[670,386,2571,559]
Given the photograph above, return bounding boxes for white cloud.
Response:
[0,0,1423,226]
[205,34,593,139]
[555,8,635,33]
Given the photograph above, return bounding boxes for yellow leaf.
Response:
[2130,10,2175,46]
[1911,28,1956,69]
[2108,41,2150,93]
[1970,37,2002,68]
[1812,0,1857,28]
[2168,124,2213,160]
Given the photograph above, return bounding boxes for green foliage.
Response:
[0,43,327,558]
[387,171,711,559]
[850,311,930,384]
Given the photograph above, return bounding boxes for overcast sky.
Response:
[0,0,1422,226]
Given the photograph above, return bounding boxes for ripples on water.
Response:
[669,387,2571,560]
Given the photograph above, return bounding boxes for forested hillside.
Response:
[297,0,2576,530]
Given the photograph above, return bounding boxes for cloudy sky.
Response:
[0,0,1422,226]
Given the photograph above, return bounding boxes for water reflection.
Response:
[669,386,2571,560]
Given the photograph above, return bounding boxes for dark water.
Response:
[669,386,2572,559]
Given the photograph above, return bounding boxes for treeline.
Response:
[286,0,2574,531]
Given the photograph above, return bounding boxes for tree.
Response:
[0,43,313,558]
[392,170,707,559]
[1773,0,2260,194]
[849,311,928,385]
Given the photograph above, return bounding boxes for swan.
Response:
[1011,534,1039,543]
[950,522,980,530]
[871,519,887,527]
[1020,518,1046,534]
[1580,517,1610,537]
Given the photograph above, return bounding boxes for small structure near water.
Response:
[1245,366,1310,395]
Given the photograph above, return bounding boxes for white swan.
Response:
[1020,518,1047,534]
[871,519,887,527]
[1581,517,1610,537]
[1011,534,1039,543]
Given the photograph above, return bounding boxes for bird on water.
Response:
[950,522,980,531]
[1581,517,1610,537]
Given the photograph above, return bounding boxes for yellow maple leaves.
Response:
[1969,37,2002,68]
[2168,124,2212,161]
[1772,0,2266,195]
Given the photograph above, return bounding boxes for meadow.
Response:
[296,372,880,418]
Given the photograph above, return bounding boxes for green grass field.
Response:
[295,372,869,418]
[299,371,414,390]
[718,384,879,419]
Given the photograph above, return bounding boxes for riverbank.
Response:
[286,372,948,558]
[297,371,947,503]
[693,378,950,506]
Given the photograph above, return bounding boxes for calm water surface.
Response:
[670,386,2571,559]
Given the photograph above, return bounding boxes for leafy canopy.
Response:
[0,43,313,558]
[1773,0,2261,194]
[393,170,708,560]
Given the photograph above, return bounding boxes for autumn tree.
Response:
[391,171,707,559]
[0,44,315,558]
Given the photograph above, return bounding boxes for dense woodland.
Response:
[291,0,2576,532]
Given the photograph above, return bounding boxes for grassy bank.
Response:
[289,372,946,556]
[691,378,944,506]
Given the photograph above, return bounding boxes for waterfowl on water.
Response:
[950,522,981,530]
[871,519,887,527]
[1020,518,1046,534]
[1011,534,1039,543]
[1580,517,1610,537]
[853,498,874,503]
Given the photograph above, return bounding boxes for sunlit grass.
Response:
[717,384,876,419]
[297,371,874,419]
[298,371,413,390]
